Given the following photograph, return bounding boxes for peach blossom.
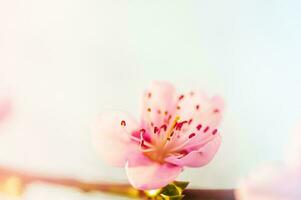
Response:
[92,81,224,190]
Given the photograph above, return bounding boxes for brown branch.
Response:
[0,165,235,199]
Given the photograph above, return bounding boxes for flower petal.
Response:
[92,111,140,167]
[140,81,177,128]
[126,153,183,190]
[0,98,11,122]
[165,134,221,167]
[176,91,224,129]
[236,164,301,200]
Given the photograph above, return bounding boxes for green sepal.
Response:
[173,181,189,191]
[143,181,189,200]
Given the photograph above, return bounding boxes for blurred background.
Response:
[0,0,301,199]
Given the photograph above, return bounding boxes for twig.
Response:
[0,165,235,199]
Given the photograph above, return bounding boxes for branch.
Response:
[0,165,235,199]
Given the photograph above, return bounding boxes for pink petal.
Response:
[165,134,221,167]
[140,81,177,128]
[92,111,140,167]
[126,153,183,190]
[236,164,301,200]
[0,98,11,122]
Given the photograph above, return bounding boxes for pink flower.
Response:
[92,81,224,190]
[236,164,301,200]
[0,89,11,123]
[236,124,301,200]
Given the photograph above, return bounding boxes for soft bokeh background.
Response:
[0,0,301,198]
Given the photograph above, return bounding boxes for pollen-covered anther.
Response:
[213,108,220,113]
[147,108,151,112]
[148,92,152,98]
[212,129,218,135]
[196,124,202,130]
[189,133,196,139]
[170,131,174,137]
[160,124,167,131]
[120,120,126,126]
[204,126,210,133]
[175,121,187,131]
[178,94,184,100]
[164,111,168,115]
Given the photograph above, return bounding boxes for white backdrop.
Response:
[0,0,301,190]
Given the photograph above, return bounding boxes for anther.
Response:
[179,94,184,100]
[148,92,152,98]
[189,133,196,139]
[204,126,209,133]
[160,124,167,131]
[147,108,151,112]
[213,108,220,113]
[120,120,126,126]
[196,105,200,110]
[212,129,218,135]
[196,124,202,130]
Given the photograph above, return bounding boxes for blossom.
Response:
[0,90,11,123]
[236,124,301,200]
[92,81,224,190]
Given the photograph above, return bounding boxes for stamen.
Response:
[177,106,181,110]
[212,129,218,135]
[213,108,220,113]
[154,126,159,134]
[148,92,152,98]
[188,118,193,124]
[164,111,168,115]
[120,120,126,126]
[157,109,161,114]
[204,126,209,133]
[160,124,167,131]
[170,131,175,137]
[178,94,184,100]
[147,108,151,112]
[196,105,200,110]
[175,121,188,131]
[196,124,202,130]
[189,133,196,139]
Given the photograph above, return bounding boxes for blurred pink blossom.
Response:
[92,81,224,190]
[0,85,11,123]
[236,125,301,200]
